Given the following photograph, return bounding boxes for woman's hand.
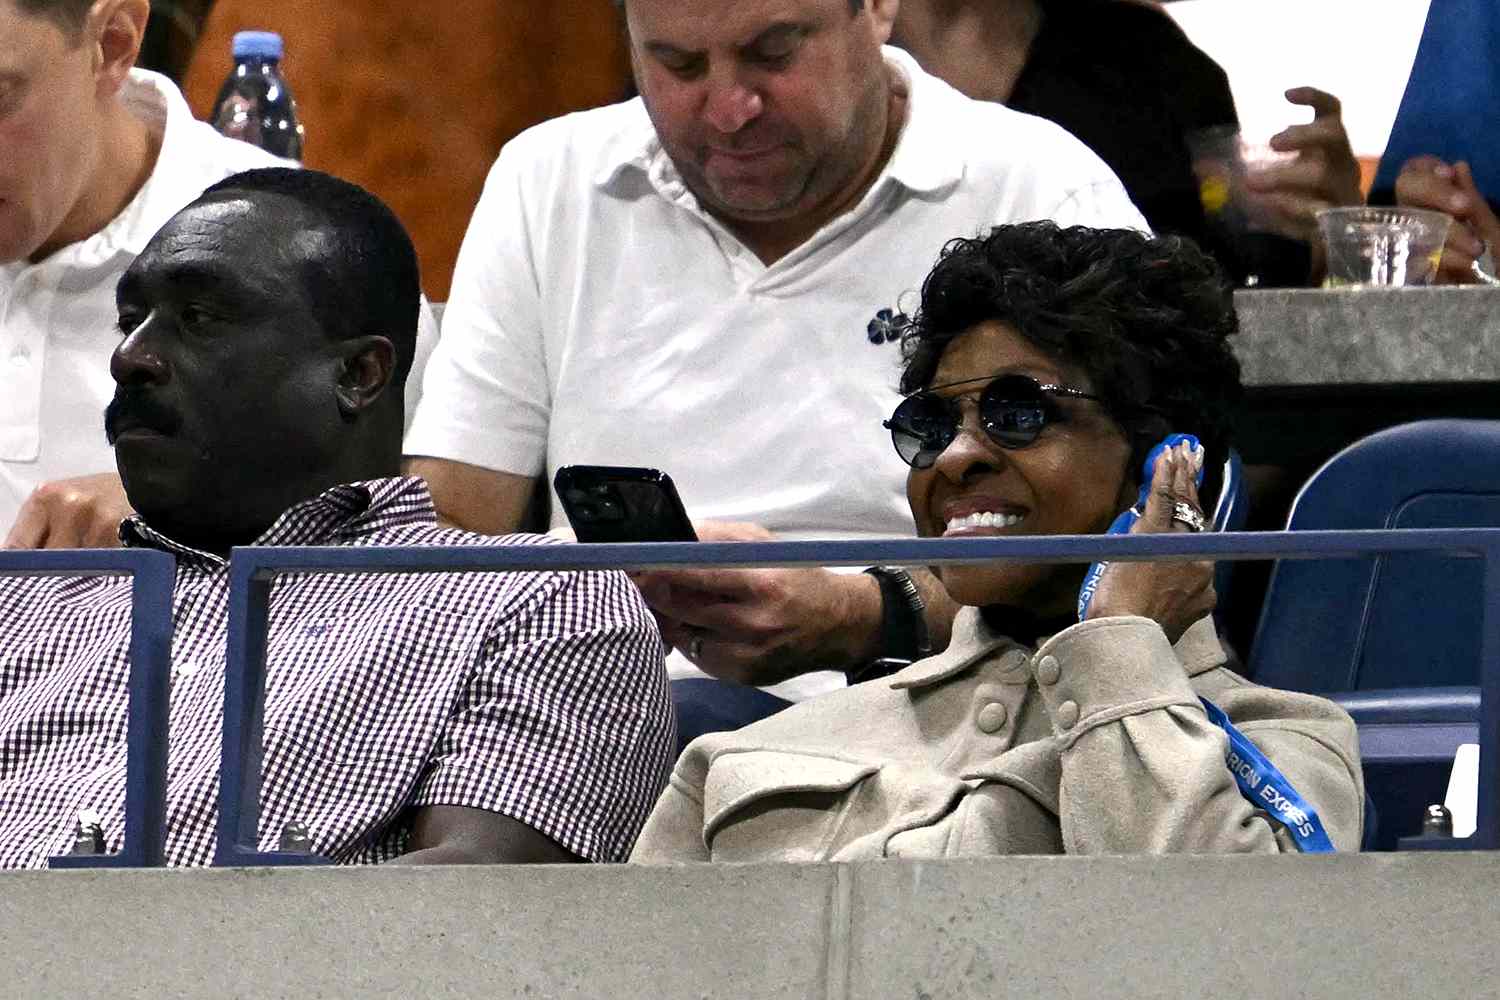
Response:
[1084,442,1216,643]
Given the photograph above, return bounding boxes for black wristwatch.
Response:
[849,566,932,683]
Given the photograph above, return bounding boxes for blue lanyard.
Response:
[1199,698,1335,853]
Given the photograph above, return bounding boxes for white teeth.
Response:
[946,511,1025,532]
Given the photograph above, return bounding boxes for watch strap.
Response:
[850,566,931,683]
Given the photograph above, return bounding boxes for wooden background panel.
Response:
[180,2,632,299]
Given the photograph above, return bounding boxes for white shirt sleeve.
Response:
[998,110,1153,234]
[403,145,552,477]
[1046,177,1152,234]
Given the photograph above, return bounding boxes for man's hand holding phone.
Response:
[630,520,883,687]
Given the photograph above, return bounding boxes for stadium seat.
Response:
[1209,448,1248,630]
[1248,420,1496,849]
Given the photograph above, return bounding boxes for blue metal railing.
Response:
[217,528,1500,862]
[0,550,178,869]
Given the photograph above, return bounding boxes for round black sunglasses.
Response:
[883,373,1105,469]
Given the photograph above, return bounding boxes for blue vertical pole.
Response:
[215,559,271,864]
[50,550,176,868]
[215,555,324,865]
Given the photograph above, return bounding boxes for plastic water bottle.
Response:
[211,30,305,161]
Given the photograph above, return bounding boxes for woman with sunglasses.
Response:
[632,222,1363,862]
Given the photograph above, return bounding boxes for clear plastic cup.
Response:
[1316,207,1451,288]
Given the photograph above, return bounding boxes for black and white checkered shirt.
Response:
[0,477,674,867]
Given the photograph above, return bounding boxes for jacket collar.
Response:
[889,606,1024,690]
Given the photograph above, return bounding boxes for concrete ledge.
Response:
[1,854,1495,998]
[1235,286,1500,386]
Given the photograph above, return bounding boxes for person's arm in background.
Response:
[1241,87,1364,278]
[405,458,538,534]
[402,135,553,534]
[1395,157,1500,284]
[393,805,581,864]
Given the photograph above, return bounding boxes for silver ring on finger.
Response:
[1171,500,1208,533]
[688,634,704,660]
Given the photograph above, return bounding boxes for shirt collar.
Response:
[120,476,437,566]
[890,607,1228,691]
[593,45,963,198]
[878,45,966,195]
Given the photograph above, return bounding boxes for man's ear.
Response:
[866,0,899,46]
[334,336,397,417]
[89,0,149,99]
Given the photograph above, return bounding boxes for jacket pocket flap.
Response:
[703,751,876,841]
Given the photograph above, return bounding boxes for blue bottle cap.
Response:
[232,31,284,61]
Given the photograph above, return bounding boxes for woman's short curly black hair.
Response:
[899,222,1242,489]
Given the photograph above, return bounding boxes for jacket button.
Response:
[1056,700,1080,730]
[977,701,1008,733]
[1036,655,1061,686]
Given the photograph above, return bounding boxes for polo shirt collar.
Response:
[593,45,964,198]
[879,45,966,195]
[589,102,661,189]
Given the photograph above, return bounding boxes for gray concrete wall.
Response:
[1,853,1495,999]
[1235,286,1500,386]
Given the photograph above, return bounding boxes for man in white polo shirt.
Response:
[0,0,435,548]
[406,0,1148,705]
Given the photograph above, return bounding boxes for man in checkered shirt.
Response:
[0,167,676,867]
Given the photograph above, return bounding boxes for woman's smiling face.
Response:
[904,319,1136,614]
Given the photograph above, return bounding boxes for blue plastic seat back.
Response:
[1211,448,1248,534]
[1209,449,1248,630]
[1250,420,1500,692]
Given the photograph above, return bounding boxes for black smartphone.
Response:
[553,465,698,543]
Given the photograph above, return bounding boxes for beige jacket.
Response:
[631,611,1364,862]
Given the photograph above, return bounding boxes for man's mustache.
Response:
[104,390,182,445]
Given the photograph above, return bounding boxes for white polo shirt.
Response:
[407,47,1147,698]
[0,70,438,534]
